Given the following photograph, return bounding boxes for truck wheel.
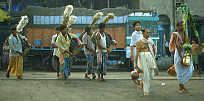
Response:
[51,57,57,71]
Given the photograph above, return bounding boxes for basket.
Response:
[166,64,177,77]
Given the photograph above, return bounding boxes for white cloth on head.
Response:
[51,34,58,56]
[174,49,194,84]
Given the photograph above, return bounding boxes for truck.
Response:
[19,6,159,71]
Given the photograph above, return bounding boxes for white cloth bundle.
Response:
[16,15,29,32]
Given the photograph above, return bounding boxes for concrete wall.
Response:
[185,0,204,17]
[140,0,174,27]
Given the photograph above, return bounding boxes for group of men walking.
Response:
[4,20,195,96]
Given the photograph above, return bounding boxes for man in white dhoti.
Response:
[134,28,157,96]
[169,21,194,94]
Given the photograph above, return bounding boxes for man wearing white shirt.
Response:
[6,27,30,79]
[51,26,60,79]
[130,21,143,88]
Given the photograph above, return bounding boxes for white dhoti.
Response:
[138,52,156,94]
[174,49,194,84]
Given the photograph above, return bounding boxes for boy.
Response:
[56,25,80,84]
[130,21,142,87]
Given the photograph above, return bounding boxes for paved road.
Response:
[0,71,204,101]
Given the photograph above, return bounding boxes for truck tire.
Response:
[51,57,57,71]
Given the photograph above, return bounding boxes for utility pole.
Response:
[107,0,109,8]
[7,0,12,15]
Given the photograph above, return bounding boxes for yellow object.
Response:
[56,32,77,58]
[202,43,204,45]
[183,51,191,66]
[0,9,10,22]
[8,56,23,77]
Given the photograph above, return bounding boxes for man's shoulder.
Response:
[69,33,77,38]
[137,39,142,43]
[132,31,142,36]
[52,34,57,37]
[56,34,63,39]
[8,35,13,40]
[82,33,88,37]
[136,39,142,45]
[131,31,136,35]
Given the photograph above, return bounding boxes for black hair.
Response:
[176,20,183,26]
[192,38,197,43]
[59,25,67,31]
[85,26,91,32]
[55,25,60,30]
[142,28,149,33]
[10,26,16,31]
[98,22,106,29]
[132,21,141,27]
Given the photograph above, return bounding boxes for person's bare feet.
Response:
[100,79,105,82]
[63,80,68,84]
[144,93,150,96]
[140,82,143,89]
[182,87,188,93]
[178,90,183,94]
[6,72,9,78]
[57,76,60,79]
[92,75,96,79]
[85,75,91,80]
[137,85,142,89]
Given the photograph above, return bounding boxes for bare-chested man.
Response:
[169,21,194,94]
[134,28,157,96]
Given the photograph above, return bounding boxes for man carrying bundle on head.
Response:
[6,27,31,79]
[95,22,116,81]
[56,25,81,84]
[82,26,96,80]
